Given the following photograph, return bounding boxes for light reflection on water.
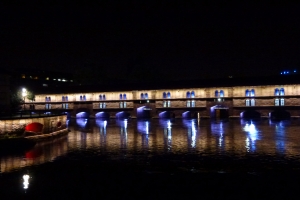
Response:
[2,119,300,173]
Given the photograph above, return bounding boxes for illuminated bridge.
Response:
[24,84,300,120]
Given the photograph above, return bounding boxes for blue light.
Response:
[294,70,296,72]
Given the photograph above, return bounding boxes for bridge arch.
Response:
[269,110,290,120]
[240,110,261,120]
[75,108,90,118]
[95,112,110,119]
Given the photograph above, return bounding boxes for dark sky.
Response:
[1,2,300,80]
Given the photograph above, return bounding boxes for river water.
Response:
[1,118,300,198]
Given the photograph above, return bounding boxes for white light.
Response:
[103,120,107,129]
[167,120,171,129]
[23,174,30,189]
[218,98,221,102]
[124,119,127,129]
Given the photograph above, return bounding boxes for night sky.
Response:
[1,2,300,81]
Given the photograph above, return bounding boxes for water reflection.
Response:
[2,119,300,174]
[242,120,260,152]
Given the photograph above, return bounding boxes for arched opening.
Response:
[76,109,90,118]
[245,89,249,97]
[141,93,144,99]
[210,105,229,119]
[275,88,279,96]
[137,106,151,119]
[95,112,110,119]
[116,111,130,119]
[186,91,190,98]
[269,110,290,120]
[280,88,285,96]
[25,122,44,135]
[163,92,167,99]
[62,96,65,101]
[83,95,86,101]
[123,94,127,100]
[145,93,148,99]
[167,92,171,98]
[159,111,172,119]
[251,89,255,96]
[240,110,261,119]
[191,91,195,98]
[65,96,68,101]
[80,95,83,101]
[103,95,106,100]
[120,94,123,100]
[215,90,219,97]
[99,95,102,100]
[220,90,224,97]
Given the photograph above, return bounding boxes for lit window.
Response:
[191,91,195,98]
[215,90,219,97]
[53,79,56,81]
[280,98,285,106]
[145,93,148,99]
[70,80,73,82]
[220,90,224,97]
[58,79,61,81]
[246,99,250,106]
[275,88,279,96]
[275,98,279,106]
[43,84,48,87]
[250,99,255,106]
[280,88,285,96]
[65,103,68,109]
[124,102,127,108]
[120,102,123,108]
[46,77,49,80]
[187,92,191,98]
[163,100,166,107]
[167,92,171,98]
[103,103,106,108]
[141,93,144,99]
[191,100,195,107]
[167,100,171,107]
[34,76,38,79]
[100,103,103,108]
[123,94,127,100]
[251,89,255,97]
[163,92,167,99]
[187,100,190,107]
[245,89,249,97]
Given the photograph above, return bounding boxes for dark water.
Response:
[1,118,300,199]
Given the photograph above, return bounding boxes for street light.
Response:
[22,88,27,110]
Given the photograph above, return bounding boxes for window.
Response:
[120,102,123,108]
[191,100,195,107]
[62,103,68,109]
[167,92,171,98]
[191,91,195,98]
[99,95,102,100]
[100,103,103,108]
[186,92,190,98]
[280,88,285,96]
[246,99,250,106]
[141,93,144,99]
[65,103,68,109]
[275,88,279,96]
[120,94,123,100]
[103,95,106,100]
[167,100,171,107]
[275,98,279,106]
[124,102,127,108]
[251,89,255,97]
[83,95,86,101]
[215,90,219,97]
[187,100,190,107]
[80,96,83,101]
[103,103,106,108]
[163,92,167,99]
[163,100,167,107]
[250,99,255,106]
[220,90,224,97]
[123,94,127,100]
[280,98,285,106]
[145,93,148,99]
[62,96,65,101]
[66,96,68,101]
[245,90,249,97]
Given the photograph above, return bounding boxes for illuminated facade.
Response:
[24,84,300,119]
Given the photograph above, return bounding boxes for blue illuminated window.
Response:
[251,89,255,97]
[186,91,190,98]
[123,94,127,100]
[66,96,68,101]
[145,93,148,99]
[167,92,171,98]
[141,93,144,99]
[220,90,224,97]
[99,95,102,100]
[80,96,83,101]
[191,91,195,98]
[246,99,250,106]
[251,99,255,106]
[83,95,86,101]
[275,88,279,96]
[275,98,279,106]
[215,90,219,97]
[187,100,190,107]
[103,95,106,100]
[62,96,65,101]
[120,94,122,100]
[280,88,285,96]
[245,89,249,97]
[163,92,167,99]
[191,100,195,107]
[45,97,48,102]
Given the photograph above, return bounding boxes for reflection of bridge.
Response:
[25,84,300,120]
